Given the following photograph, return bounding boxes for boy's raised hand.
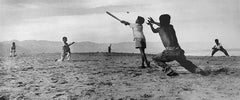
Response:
[146,20,152,25]
[148,17,161,26]
[148,17,155,23]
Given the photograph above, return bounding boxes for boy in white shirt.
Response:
[211,39,229,56]
[121,16,150,68]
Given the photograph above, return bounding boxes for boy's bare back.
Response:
[148,15,180,49]
[156,25,180,48]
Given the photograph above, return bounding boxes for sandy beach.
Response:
[0,53,240,100]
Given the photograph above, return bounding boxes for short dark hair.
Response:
[215,39,219,42]
[160,14,171,26]
[62,36,67,41]
[137,16,145,24]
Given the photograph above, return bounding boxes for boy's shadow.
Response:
[71,59,99,62]
[172,67,232,76]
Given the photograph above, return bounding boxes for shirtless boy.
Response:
[10,42,16,57]
[147,14,208,76]
[121,16,150,68]
[57,36,75,61]
[108,44,111,53]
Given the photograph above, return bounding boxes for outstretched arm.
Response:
[121,20,130,25]
[148,17,160,26]
[148,20,158,33]
[68,42,75,46]
[212,45,216,49]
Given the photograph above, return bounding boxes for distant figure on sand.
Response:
[10,42,16,57]
[147,14,208,76]
[211,39,229,56]
[121,16,150,68]
[108,44,112,53]
[57,37,75,62]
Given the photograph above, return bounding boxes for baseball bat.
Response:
[106,11,122,22]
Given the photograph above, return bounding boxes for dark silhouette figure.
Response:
[211,39,229,56]
[10,42,16,57]
[147,14,208,76]
[108,44,111,53]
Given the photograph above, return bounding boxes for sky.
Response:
[0,0,240,48]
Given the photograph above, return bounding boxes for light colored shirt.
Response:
[129,23,145,40]
[213,43,222,49]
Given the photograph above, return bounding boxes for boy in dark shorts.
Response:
[108,44,112,53]
[121,16,150,68]
[57,36,75,62]
[10,42,16,57]
[211,39,229,56]
[147,14,208,76]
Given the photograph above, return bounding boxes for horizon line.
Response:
[0,39,213,44]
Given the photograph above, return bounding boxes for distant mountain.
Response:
[1,40,61,55]
[0,40,239,56]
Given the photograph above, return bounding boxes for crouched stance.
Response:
[211,39,229,56]
[148,14,208,76]
[152,47,206,76]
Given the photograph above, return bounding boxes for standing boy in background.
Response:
[10,42,16,57]
[211,39,229,56]
[108,44,112,53]
[121,16,151,68]
[147,14,208,76]
[57,36,75,62]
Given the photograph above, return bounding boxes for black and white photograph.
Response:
[0,0,240,99]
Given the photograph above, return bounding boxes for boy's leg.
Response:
[152,52,178,76]
[140,48,150,67]
[220,48,229,56]
[67,52,71,60]
[58,52,66,61]
[136,38,148,67]
[211,49,218,56]
[10,51,12,57]
[141,39,150,67]
[13,51,16,57]
[139,48,146,67]
[175,52,209,76]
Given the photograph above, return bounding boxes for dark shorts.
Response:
[152,48,185,62]
[11,48,16,52]
[135,38,146,49]
[152,48,207,74]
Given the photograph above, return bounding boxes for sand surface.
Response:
[0,53,240,100]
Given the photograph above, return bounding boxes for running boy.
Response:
[121,16,150,68]
[10,42,16,57]
[211,39,229,56]
[57,36,75,61]
[147,14,208,76]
